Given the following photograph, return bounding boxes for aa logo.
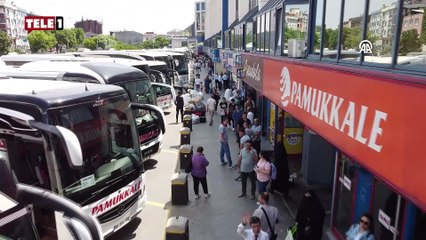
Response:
[359,40,373,54]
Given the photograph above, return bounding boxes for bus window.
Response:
[119,80,157,106]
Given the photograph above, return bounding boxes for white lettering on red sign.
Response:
[279,67,387,152]
[90,178,141,216]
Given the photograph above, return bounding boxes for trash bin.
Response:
[183,114,192,132]
[179,144,193,171]
[171,172,188,205]
[165,216,189,240]
[184,106,192,116]
[180,127,191,145]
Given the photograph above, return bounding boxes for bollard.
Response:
[183,114,192,132]
[165,216,189,240]
[184,106,192,116]
[171,172,188,205]
[179,144,193,171]
[180,127,191,146]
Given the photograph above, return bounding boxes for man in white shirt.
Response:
[206,95,216,126]
[251,118,262,154]
[253,192,281,238]
[194,75,202,92]
[237,214,269,240]
[247,107,254,123]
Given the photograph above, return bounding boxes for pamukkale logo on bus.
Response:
[24,16,64,33]
[278,65,388,153]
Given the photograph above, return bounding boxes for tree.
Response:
[27,30,57,53]
[54,29,77,52]
[83,38,97,50]
[153,36,170,48]
[0,31,11,55]
[284,25,305,43]
[140,39,155,49]
[399,29,421,55]
[71,28,85,46]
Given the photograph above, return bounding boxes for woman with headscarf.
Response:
[270,141,289,197]
[295,190,325,240]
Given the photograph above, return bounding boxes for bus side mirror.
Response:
[131,103,166,134]
[0,107,82,168]
[28,121,83,168]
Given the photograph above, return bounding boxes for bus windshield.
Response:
[173,55,188,75]
[119,79,157,106]
[52,94,142,204]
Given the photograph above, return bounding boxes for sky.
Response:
[12,0,198,34]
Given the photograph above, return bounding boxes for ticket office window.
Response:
[332,154,358,237]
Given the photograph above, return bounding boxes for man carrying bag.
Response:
[253,193,281,240]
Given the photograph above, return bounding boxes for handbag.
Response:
[261,207,278,240]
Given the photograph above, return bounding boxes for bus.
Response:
[0,158,103,240]
[151,50,189,86]
[0,79,151,237]
[15,61,167,160]
[126,50,178,85]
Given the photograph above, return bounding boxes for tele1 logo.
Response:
[24,16,64,33]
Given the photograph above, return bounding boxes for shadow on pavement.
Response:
[106,217,141,239]
[143,159,158,170]
[169,145,181,150]
[164,111,171,115]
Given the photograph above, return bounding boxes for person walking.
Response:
[219,118,233,168]
[219,97,228,122]
[244,95,255,113]
[238,140,257,200]
[346,213,375,240]
[212,89,221,111]
[254,151,271,195]
[295,190,326,240]
[175,91,184,123]
[253,192,281,239]
[190,146,210,199]
[206,94,216,126]
[233,106,244,142]
[222,71,229,89]
[227,98,236,129]
[194,74,202,92]
[237,214,269,240]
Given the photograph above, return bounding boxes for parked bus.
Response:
[0,158,103,240]
[0,79,152,237]
[126,50,178,85]
[151,50,189,86]
[15,61,167,160]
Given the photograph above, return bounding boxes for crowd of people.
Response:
[185,58,377,240]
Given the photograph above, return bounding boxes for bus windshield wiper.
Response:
[80,169,136,206]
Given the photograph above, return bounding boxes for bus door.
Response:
[152,83,176,109]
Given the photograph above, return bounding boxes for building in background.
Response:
[195,0,206,43]
[74,18,103,38]
[143,31,157,42]
[114,30,143,44]
[0,0,30,52]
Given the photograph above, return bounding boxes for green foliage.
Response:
[113,41,139,50]
[140,39,155,49]
[71,28,85,45]
[399,29,421,55]
[0,31,11,55]
[27,30,57,53]
[153,36,171,48]
[83,38,97,50]
[284,25,305,43]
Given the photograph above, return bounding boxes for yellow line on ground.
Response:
[146,200,165,208]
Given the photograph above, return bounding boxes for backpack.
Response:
[270,162,278,180]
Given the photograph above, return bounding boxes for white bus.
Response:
[6,61,167,160]
[0,79,152,237]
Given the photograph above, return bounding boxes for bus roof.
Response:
[150,50,185,57]
[20,61,149,84]
[0,78,127,110]
[129,51,171,57]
